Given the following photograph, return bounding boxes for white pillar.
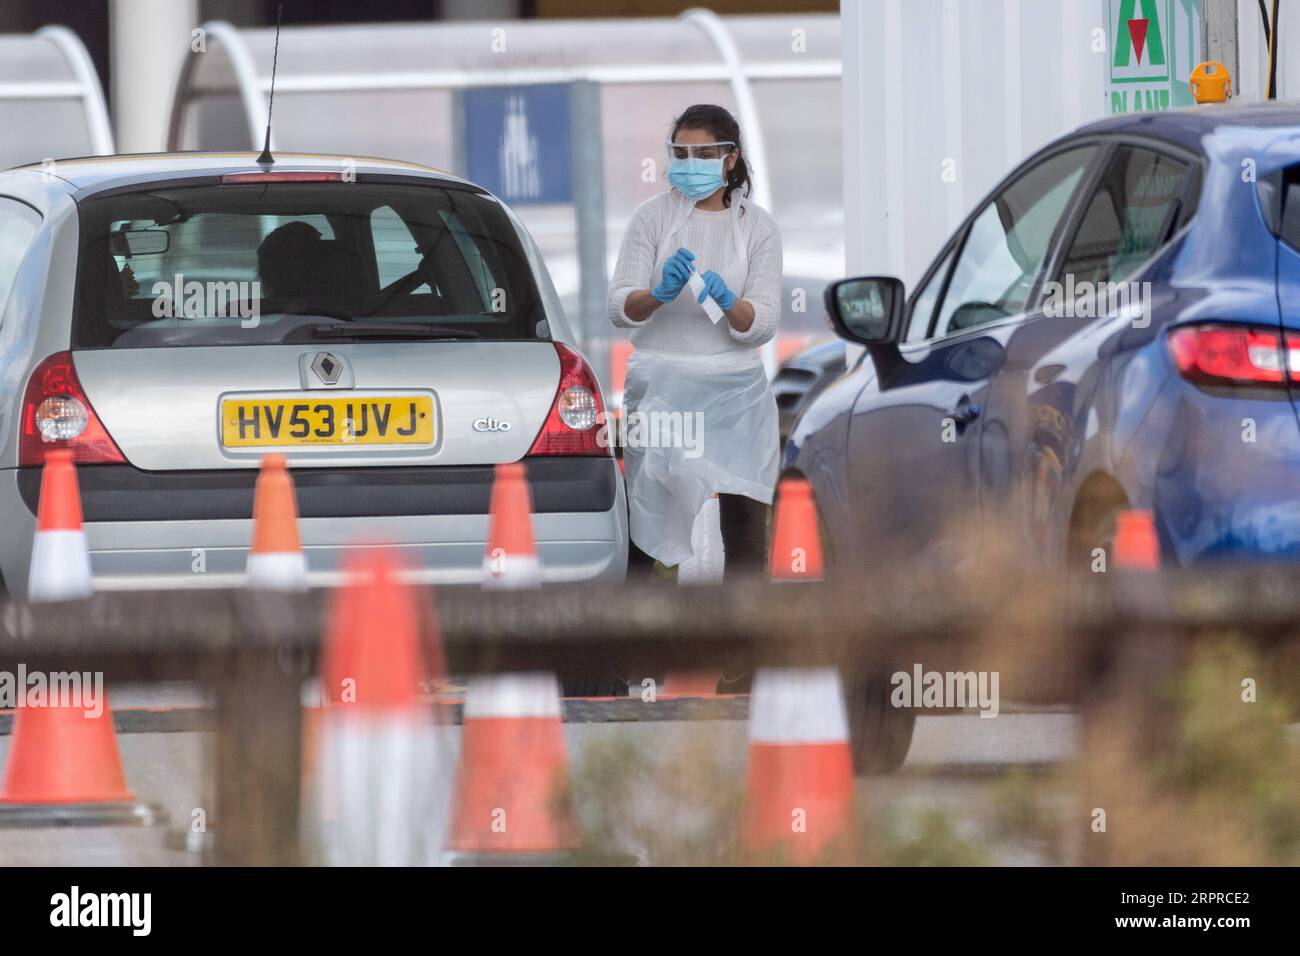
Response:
[841,0,896,365]
[1203,0,1239,89]
[110,0,198,153]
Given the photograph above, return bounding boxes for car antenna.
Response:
[255,4,284,167]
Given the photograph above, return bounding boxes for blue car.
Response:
[788,104,1300,586]
[789,104,1300,772]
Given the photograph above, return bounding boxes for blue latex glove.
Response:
[651,247,696,303]
[697,270,737,312]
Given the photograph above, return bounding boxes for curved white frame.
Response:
[33,25,115,155]
[166,16,829,379]
[679,9,778,376]
[168,20,268,153]
[679,8,772,214]
[167,18,840,156]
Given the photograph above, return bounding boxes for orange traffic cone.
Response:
[449,672,575,856]
[769,478,824,580]
[1114,509,1160,570]
[0,451,139,814]
[26,449,92,602]
[312,549,451,865]
[659,672,720,698]
[742,669,855,863]
[247,453,307,591]
[246,453,316,820]
[450,462,576,858]
[741,478,855,863]
[482,462,542,588]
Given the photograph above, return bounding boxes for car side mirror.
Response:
[823,276,905,346]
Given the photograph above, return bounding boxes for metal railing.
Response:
[2,565,1298,863]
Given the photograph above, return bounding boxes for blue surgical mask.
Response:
[668,157,725,200]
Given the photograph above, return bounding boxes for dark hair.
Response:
[671,104,751,207]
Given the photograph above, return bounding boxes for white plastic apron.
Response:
[623,191,780,567]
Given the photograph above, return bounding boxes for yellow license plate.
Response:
[221,395,434,447]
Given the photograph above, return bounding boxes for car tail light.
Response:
[527,343,610,456]
[20,352,125,466]
[1166,324,1300,387]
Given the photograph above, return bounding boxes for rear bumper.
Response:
[16,456,617,521]
[0,459,627,597]
[1130,383,1300,564]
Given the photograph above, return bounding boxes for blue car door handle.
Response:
[948,396,981,424]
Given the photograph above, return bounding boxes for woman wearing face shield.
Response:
[609,104,782,580]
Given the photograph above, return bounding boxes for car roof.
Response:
[3,151,468,197]
[1069,101,1300,154]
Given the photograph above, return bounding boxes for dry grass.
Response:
[563,638,1298,866]
[1073,634,1300,866]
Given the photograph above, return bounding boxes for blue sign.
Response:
[464,83,573,205]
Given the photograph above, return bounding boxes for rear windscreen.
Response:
[73,181,548,348]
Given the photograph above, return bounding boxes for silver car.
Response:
[0,153,627,598]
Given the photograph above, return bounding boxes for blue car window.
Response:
[1058,147,1189,289]
[932,147,1094,339]
[906,247,954,343]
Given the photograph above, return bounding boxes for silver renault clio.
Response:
[0,152,627,597]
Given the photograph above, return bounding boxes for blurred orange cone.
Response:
[768,478,823,580]
[449,672,575,855]
[1,450,133,808]
[450,462,576,858]
[742,668,854,863]
[660,672,720,698]
[321,550,422,712]
[742,478,854,863]
[314,549,451,865]
[247,453,307,591]
[1114,509,1160,570]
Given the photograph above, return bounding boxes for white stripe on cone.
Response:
[463,672,563,719]
[315,712,452,866]
[481,553,541,590]
[748,668,850,744]
[28,529,93,602]
[247,550,308,592]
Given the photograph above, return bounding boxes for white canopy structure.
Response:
[167,13,845,347]
[0,26,113,170]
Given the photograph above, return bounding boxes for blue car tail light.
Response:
[1167,324,1300,388]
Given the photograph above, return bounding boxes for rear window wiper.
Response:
[307,322,479,341]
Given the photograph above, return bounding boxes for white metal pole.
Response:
[840,0,882,367]
[36,26,114,155]
[681,8,779,377]
[110,0,198,153]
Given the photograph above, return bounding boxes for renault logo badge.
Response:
[311,352,343,385]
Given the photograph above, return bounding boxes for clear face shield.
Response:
[665,140,736,162]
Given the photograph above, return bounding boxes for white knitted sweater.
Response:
[607,191,783,353]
